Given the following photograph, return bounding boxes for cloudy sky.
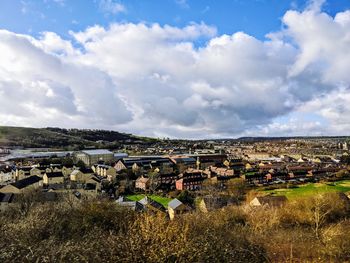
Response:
[0,0,350,139]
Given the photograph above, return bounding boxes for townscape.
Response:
[1,129,350,262]
[1,131,350,214]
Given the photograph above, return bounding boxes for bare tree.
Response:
[148,169,160,194]
[225,178,246,203]
[306,193,347,239]
[15,188,42,216]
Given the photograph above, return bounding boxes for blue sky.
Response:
[1,0,350,138]
[1,0,349,40]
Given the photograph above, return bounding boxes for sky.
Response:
[0,0,350,139]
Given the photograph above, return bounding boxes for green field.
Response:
[263,180,350,199]
[126,194,172,207]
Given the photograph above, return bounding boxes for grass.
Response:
[245,172,257,177]
[263,180,350,200]
[126,194,172,207]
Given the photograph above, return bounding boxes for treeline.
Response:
[0,192,350,262]
[46,127,135,143]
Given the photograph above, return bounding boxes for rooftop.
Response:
[81,149,113,155]
[45,172,64,178]
[0,192,14,203]
[11,176,42,189]
[168,198,183,210]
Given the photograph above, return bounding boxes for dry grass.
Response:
[0,192,349,262]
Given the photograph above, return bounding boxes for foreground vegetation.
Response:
[1,192,349,262]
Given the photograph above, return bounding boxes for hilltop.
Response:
[0,126,157,149]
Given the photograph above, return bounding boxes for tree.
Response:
[177,190,194,206]
[62,157,74,167]
[340,155,350,164]
[201,178,220,196]
[335,169,349,179]
[15,189,42,216]
[226,178,246,203]
[302,193,348,239]
[76,160,86,169]
[148,169,160,194]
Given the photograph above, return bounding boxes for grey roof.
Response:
[123,157,171,165]
[81,149,113,155]
[114,152,129,158]
[168,198,183,210]
[139,196,166,212]
[0,193,14,203]
[116,197,146,212]
[139,196,149,205]
[94,164,112,168]
[45,171,64,178]
[73,191,81,199]
[11,176,42,189]
[71,170,81,175]
[172,157,196,163]
[16,166,32,172]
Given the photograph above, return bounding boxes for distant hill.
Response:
[237,136,350,142]
[0,126,156,149]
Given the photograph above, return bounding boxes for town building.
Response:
[92,164,116,181]
[135,176,150,191]
[175,169,206,191]
[43,172,65,185]
[115,156,174,174]
[168,198,188,220]
[0,175,42,194]
[169,156,196,173]
[73,149,114,166]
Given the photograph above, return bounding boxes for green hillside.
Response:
[0,126,155,149]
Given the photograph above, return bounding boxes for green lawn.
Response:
[126,194,172,207]
[263,180,350,200]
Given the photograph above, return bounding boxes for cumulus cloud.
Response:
[1,1,350,138]
[0,29,132,129]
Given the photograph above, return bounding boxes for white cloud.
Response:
[1,1,350,138]
[20,1,28,14]
[175,0,189,9]
[0,29,132,129]
[99,0,126,15]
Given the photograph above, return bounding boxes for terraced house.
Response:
[176,169,207,191]
[115,156,174,174]
[0,175,42,194]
